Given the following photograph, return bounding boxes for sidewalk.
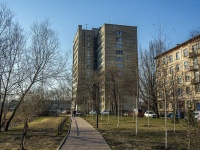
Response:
[60,117,111,150]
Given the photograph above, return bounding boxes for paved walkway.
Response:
[60,117,111,150]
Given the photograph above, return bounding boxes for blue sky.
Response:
[5,0,200,54]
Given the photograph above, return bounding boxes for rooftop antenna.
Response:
[86,24,87,30]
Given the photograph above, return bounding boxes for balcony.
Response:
[191,78,200,85]
[189,66,199,71]
[188,52,200,58]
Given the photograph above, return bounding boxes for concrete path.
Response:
[60,117,111,150]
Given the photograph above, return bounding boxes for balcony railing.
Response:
[188,52,200,58]
[189,66,198,71]
[191,78,200,85]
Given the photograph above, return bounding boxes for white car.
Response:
[89,110,96,114]
[100,110,109,115]
[144,111,156,118]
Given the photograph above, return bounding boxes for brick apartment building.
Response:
[72,24,138,114]
[155,35,200,116]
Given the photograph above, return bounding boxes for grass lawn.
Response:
[84,115,200,150]
[0,115,70,150]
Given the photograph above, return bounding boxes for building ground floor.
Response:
[72,95,137,115]
[158,98,200,117]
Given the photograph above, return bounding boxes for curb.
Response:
[56,117,72,150]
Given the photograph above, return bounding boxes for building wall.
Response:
[72,24,138,113]
[72,25,96,111]
[98,24,138,111]
[156,35,200,116]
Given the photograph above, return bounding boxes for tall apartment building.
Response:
[72,24,138,113]
[155,35,200,116]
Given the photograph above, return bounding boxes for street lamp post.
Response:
[93,82,99,128]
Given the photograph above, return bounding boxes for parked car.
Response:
[167,113,181,119]
[100,110,109,115]
[194,111,200,121]
[134,109,144,117]
[76,111,82,116]
[89,110,96,114]
[144,111,156,118]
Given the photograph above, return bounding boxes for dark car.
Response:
[134,109,144,117]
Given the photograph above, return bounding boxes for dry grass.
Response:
[84,115,200,150]
[0,115,70,150]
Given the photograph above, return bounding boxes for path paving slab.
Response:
[60,117,110,150]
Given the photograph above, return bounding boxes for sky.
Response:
[4,0,200,57]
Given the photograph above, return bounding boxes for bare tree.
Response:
[4,19,65,131]
[139,23,170,118]
[102,66,122,115]
[188,27,200,38]
[16,91,40,150]
[0,3,26,129]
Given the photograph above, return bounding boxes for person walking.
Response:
[73,110,76,117]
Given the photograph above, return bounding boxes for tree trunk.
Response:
[4,101,21,131]
[4,91,29,131]
[21,120,28,150]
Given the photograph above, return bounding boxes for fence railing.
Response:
[57,117,67,135]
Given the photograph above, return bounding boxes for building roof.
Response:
[154,34,200,59]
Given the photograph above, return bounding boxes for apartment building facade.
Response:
[155,35,200,116]
[72,24,138,113]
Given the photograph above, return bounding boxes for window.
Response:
[197,41,200,49]
[87,53,90,57]
[185,74,190,81]
[184,61,189,69]
[116,50,123,54]
[183,48,188,57]
[176,52,180,60]
[194,71,199,82]
[87,59,90,63]
[169,55,173,62]
[87,47,90,51]
[86,65,90,69]
[177,76,181,84]
[163,57,167,64]
[158,71,161,77]
[164,69,167,76]
[157,60,160,68]
[116,31,122,36]
[159,102,163,109]
[186,87,190,94]
[87,42,90,46]
[159,91,163,98]
[116,37,122,42]
[117,57,123,61]
[177,88,182,96]
[169,66,173,74]
[194,58,198,66]
[170,78,174,84]
[87,35,90,41]
[118,70,123,75]
[195,85,200,93]
[116,44,123,48]
[117,64,123,67]
[176,64,180,71]
[192,45,196,52]
[86,71,90,75]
